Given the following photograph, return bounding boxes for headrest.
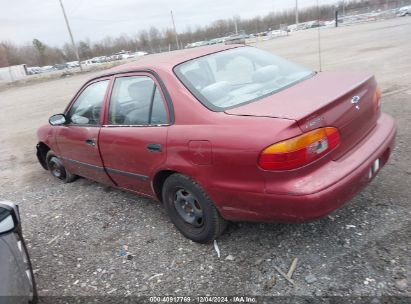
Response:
[184,69,209,90]
[201,81,231,102]
[128,79,154,101]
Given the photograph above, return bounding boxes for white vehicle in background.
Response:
[40,66,55,73]
[185,41,209,48]
[26,67,42,75]
[398,6,411,16]
[269,30,288,38]
[81,59,94,66]
[119,53,131,59]
[66,61,79,68]
[114,51,133,60]
[324,20,336,27]
[134,51,148,57]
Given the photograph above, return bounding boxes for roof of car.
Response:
[102,44,243,76]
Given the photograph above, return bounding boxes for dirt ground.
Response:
[0,17,410,300]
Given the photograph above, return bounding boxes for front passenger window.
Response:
[67,80,109,125]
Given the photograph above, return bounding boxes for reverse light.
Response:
[258,127,341,170]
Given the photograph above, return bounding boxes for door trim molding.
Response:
[62,157,105,172]
[106,168,149,181]
[61,157,150,181]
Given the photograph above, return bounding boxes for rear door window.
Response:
[108,75,168,125]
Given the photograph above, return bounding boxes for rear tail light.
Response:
[373,86,382,112]
[258,127,341,170]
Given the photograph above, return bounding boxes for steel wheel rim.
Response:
[49,157,65,179]
[173,188,204,228]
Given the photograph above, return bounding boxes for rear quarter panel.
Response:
[165,113,301,208]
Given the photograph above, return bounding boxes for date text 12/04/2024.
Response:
[148,296,257,303]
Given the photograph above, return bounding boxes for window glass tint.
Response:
[209,55,255,85]
[0,207,10,223]
[109,76,168,125]
[150,89,168,124]
[174,47,313,110]
[67,80,109,125]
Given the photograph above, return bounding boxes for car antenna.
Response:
[317,0,323,72]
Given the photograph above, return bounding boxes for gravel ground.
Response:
[0,17,410,301]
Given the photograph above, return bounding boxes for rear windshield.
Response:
[174,46,313,111]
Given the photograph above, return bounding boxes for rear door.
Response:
[55,78,114,185]
[98,73,170,196]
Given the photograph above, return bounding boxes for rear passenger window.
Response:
[108,75,168,125]
[151,89,168,124]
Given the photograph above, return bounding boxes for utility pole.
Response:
[295,0,299,25]
[316,0,322,72]
[170,10,180,50]
[234,16,238,35]
[335,9,339,27]
[58,0,82,71]
[342,0,345,17]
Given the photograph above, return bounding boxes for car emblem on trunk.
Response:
[351,96,361,110]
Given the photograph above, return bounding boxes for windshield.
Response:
[174,46,314,111]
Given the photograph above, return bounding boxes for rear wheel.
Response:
[46,151,77,183]
[162,174,227,243]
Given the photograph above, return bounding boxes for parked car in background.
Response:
[398,6,411,16]
[208,37,225,45]
[53,63,68,70]
[26,67,42,75]
[39,65,55,73]
[0,201,37,303]
[36,45,396,243]
[129,51,148,58]
[66,61,80,68]
[224,34,247,44]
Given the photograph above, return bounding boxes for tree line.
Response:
[0,0,410,68]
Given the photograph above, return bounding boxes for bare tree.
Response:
[2,0,411,67]
[137,30,150,52]
[32,39,47,66]
[0,43,10,67]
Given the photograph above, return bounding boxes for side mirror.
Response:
[0,201,20,236]
[49,114,67,126]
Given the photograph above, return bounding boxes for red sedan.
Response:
[36,45,396,243]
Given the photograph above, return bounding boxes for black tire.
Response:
[162,174,227,243]
[46,150,77,183]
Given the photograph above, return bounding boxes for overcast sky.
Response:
[0,0,338,46]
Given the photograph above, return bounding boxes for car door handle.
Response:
[147,143,162,152]
[85,139,96,146]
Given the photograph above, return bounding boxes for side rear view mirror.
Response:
[49,114,67,126]
[0,201,20,236]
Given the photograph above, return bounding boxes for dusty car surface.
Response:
[0,201,37,303]
[36,45,396,243]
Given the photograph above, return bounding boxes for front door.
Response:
[55,78,113,185]
[98,74,170,196]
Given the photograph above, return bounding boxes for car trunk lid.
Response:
[225,72,380,159]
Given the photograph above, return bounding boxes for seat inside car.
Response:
[123,80,153,125]
[184,68,211,90]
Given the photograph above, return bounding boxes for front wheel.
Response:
[162,174,227,243]
[46,151,77,183]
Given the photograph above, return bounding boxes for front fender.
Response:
[36,124,58,169]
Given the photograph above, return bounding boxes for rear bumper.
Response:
[212,113,397,222]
